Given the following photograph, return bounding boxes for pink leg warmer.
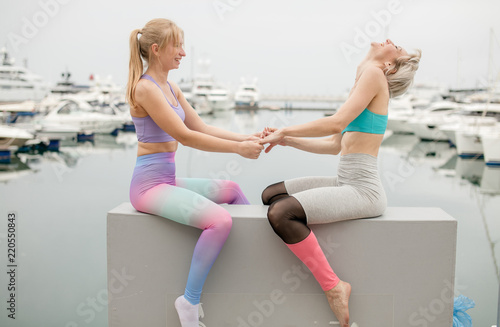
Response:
[286,231,340,291]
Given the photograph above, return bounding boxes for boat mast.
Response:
[486,27,498,108]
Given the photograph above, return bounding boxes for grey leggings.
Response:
[284,153,387,224]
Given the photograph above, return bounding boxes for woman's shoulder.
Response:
[357,65,389,97]
[136,78,157,93]
[359,65,386,82]
[167,79,181,92]
[136,77,164,95]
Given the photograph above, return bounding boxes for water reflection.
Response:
[383,133,500,294]
[481,166,500,194]
[382,134,500,195]
[0,131,137,183]
[0,155,34,183]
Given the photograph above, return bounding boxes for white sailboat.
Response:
[455,29,500,162]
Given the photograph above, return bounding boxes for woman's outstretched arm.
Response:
[263,132,342,155]
[260,66,385,145]
[170,81,259,142]
[135,81,263,158]
[280,134,342,155]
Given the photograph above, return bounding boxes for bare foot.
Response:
[324,280,351,327]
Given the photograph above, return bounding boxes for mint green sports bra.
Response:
[342,108,388,135]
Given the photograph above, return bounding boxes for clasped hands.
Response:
[240,127,285,159]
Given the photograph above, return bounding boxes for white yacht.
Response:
[0,125,34,148]
[51,70,83,95]
[0,47,48,103]
[480,128,500,166]
[40,99,128,134]
[451,103,500,158]
[208,87,232,111]
[177,78,194,107]
[190,74,214,115]
[438,103,500,146]
[88,74,122,96]
[407,83,448,110]
[234,79,259,108]
[387,95,414,134]
[184,58,233,114]
[406,101,462,141]
[190,76,232,114]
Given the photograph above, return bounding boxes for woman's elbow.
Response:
[330,145,341,155]
[329,121,343,135]
[174,130,193,146]
[329,135,342,155]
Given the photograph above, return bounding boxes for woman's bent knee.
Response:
[261,181,287,205]
[261,185,273,205]
[266,201,279,227]
[215,207,233,232]
[267,199,289,231]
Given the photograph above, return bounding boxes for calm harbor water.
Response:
[0,109,499,327]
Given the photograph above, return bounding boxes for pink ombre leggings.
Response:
[130,152,249,305]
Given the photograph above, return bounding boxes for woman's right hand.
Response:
[259,128,285,153]
[237,140,264,159]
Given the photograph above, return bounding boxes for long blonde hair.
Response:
[385,49,422,98]
[126,18,183,108]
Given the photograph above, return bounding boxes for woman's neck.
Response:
[355,58,384,81]
[144,67,169,85]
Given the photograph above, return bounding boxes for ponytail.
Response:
[126,29,143,108]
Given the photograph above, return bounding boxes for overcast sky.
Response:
[1,0,500,95]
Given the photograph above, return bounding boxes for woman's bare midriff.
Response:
[137,141,178,157]
[340,132,384,157]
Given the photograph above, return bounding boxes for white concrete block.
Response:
[107,203,457,327]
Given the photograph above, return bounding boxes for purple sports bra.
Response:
[131,74,186,143]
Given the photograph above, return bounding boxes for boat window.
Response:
[58,102,78,114]
[432,108,454,112]
[100,106,116,115]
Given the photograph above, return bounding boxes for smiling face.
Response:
[150,33,186,72]
[160,34,186,71]
[370,39,408,64]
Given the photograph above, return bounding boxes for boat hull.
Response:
[455,131,484,158]
[0,125,34,148]
[481,133,500,165]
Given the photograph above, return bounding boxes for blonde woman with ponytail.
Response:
[127,18,263,327]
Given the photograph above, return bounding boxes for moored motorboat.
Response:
[208,87,232,111]
[234,79,259,108]
[406,101,462,141]
[0,125,34,148]
[40,99,127,134]
[387,96,414,134]
[480,127,500,166]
